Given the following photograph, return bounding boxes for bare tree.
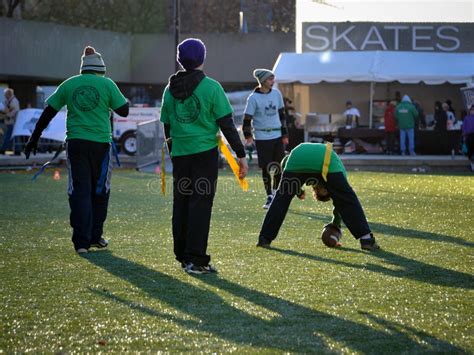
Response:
[18,0,168,33]
[8,0,332,34]
[1,0,21,17]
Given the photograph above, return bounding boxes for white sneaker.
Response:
[76,248,88,254]
[262,195,273,209]
[90,238,109,248]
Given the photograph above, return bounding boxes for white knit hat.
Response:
[80,46,106,73]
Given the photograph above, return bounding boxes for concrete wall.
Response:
[0,17,132,82]
[131,34,175,84]
[1,17,295,84]
[132,32,295,84]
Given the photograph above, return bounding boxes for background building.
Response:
[282,0,474,126]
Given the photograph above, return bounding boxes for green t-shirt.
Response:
[47,73,127,143]
[160,76,233,157]
[283,143,346,227]
[281,143,346,176]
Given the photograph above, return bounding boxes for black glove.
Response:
[24,138,38,159]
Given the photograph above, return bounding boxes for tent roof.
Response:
[273,51,474,85]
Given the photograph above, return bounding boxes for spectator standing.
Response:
[0,88,20,154]
[433,101,447,132]
[395,95,418,156]
[343,100,360,128]
[383,101,397,154]
[395,91,402,104]
[462,105,474,171]
[446,99,456,118]
[443,102,456,130]
[413,99,426,129]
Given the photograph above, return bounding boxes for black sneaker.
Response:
[90,238,109,249]
[184,262,218,274]
[262,195,273,209]
[360,235,380,251]
[256,236,272,248]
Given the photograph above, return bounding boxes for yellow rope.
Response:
[161,142,167,196]
[161,137,173,196]
[218,137,249,191]
[321,142,333,182]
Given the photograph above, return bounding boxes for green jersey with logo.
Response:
[47,73,127,143]
[281,143,347,176]
[282,143,346,227]
[160,76,233,157]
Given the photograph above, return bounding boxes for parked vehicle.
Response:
[112,107,160,156]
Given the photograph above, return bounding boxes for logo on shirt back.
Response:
[265,101,277,116]
[174,94,201,124]
[72,86,100,112]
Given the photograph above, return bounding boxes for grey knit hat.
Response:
[80,46,106,73]
[253,68,274,85]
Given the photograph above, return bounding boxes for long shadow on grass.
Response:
[269,247,473,290]
[85,251,462,353]
[289,210,474,248]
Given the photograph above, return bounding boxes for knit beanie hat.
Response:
[177,38,206,70]
[80,46,106,73]
[253,69,274,85]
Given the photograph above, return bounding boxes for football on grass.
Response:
[321,225,342,247]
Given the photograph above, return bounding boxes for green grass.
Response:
[1,169,473,353]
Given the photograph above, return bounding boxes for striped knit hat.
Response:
[80,46,106,73]
[253,68,274,85]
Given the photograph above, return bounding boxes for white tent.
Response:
[273,51,474,84]
[273,51,474,126]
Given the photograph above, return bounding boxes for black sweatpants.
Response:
[259,171,371,241]
[255,137,286,195]
[171,147,218,266]
[466,133,474,160]
[385,131,397,153]
[66,139,112,250]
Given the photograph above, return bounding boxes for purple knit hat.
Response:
[177,38,206,70]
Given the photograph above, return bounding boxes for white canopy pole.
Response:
[369,81,375,128]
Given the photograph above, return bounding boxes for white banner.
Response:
[12,108,66,141]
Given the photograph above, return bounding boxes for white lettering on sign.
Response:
[303,23,465,52]
[333,25,357,50]
[361,26,387,50]
[436,26,461,51]
[305,25,330,51]
[384,25,409,50]
[412,26,435,51]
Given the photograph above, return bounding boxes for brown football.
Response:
[321,225,342,248]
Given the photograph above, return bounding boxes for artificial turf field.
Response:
[0,169,473,353]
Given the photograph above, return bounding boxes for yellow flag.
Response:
[218,137,249,191]
[161,143,166,196]
[321,142,333,182]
